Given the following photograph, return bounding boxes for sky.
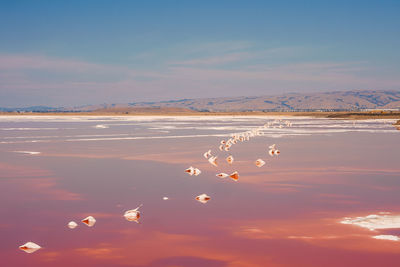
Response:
[0,0,399,107]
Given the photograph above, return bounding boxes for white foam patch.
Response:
[2,133,130,139]
[372,235,400,241]
[0,116,396,146]
[259,128,398,135]
[66,133,229,142]
[94,124,109,129]
[148,126,177,130]
[341,214,400,230]
[0,140,48,144]
[1,127,60,130]
[149,125,260,131]
[13,151,41,155]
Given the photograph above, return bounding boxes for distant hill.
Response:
[2,90,400,113]
[95,90,400,112]
[0,106,65,113]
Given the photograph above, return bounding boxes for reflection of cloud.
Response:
[223,215,400,253]
[0,162,52,179]
[317,193,361,205]
[229,219,345,241]
[0,162,81,200]
[341,214,400,231]
[122,152,204,165]
[235,166,400,192]
[16,178,82,201]
[75,243,124,260]
[142,256,227,267]
[318,193,357,199]
[71,229,276,267]
[264,166,400,177]
[44,151,204,166]
[244,180,311,192]
[73,231,214,265]
[38,251,62,262]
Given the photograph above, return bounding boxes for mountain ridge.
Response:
[99,90,400,112]
[2,90,400,112]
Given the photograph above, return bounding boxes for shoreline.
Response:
[0,111,400,120]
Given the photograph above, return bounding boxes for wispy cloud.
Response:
[175,40,254,55]
[170,52,252,66]
[0,54,108,72]
[0,42,399,107]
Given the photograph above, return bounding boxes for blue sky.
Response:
[0,0,399,107]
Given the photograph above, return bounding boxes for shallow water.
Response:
[0,115,399,266]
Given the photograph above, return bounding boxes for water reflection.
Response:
[0,116,399,266]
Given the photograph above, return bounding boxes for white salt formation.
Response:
[229,171,239,181]
[203,150,212,159]
[226,155,234,164]
[268,144,280,156]
[193,168,201,176]
[208,156,218,167]
[195,194,211,204]
[81,216,96,227]
[124,205,142,223]
[255,159,266,167]
[216,173,229,178]
[185,166,195,176]
[185,166,201,176]
[19,242,41,254]
[68,221,78,229]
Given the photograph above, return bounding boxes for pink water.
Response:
[0,116,399,266]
